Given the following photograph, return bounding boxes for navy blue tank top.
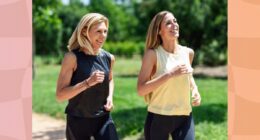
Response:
[65,49,111,118]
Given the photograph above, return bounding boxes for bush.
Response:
[103,41,145,58]
[33,1,63,56]
[198,40,227,66]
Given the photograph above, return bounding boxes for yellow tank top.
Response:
[145,45,192,115]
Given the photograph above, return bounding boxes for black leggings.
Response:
[144,112,195,140]
[66,114,118,140]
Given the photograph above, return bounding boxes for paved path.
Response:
[193,65,227,78]
[32,113,143,140]
[32,113,66,140]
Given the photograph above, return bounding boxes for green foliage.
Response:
[199,40,227,66]
[134,0,227,66]
[57,3,90,53]
[33,0,63,56]
[34,55,62,66]
[89,0,138,41]
[103,42,144,58]
[33,0,227,66]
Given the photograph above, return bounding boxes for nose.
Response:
[98,32,106,41]
[101,32,107,38]
[173,23,178,29]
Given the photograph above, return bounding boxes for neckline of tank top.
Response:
[159,45,183,56]
[79,49,103,57]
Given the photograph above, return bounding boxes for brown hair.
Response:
[145,11,171,50]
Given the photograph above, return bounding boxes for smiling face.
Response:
[87,22,108,52]
[159,13,179,40]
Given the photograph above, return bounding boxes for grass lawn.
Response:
[33,56,227,140]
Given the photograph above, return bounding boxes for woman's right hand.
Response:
[86,70,105,87]
[168,64,191,77]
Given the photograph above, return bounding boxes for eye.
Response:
[166,21,171,25]
[173,19,177,23]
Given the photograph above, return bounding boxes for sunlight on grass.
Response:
[33,56,227,139]
[113,56,142,76]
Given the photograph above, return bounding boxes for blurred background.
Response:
[33,0,227,139]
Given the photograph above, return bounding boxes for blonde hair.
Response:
[145,11,171,50]
[67,13,109,54]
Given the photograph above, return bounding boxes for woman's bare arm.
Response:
[56,52,89,102]
[137,49,171,96]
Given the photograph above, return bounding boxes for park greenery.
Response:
[33,0,227,139]
[33,56,227,139]
[33,0,227,66]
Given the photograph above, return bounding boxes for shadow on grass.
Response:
[112,107,146,139]
[115,74,138,78]
[192,103,227,124]
[112,103,226,139]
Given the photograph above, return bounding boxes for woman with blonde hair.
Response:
[56,13,118,140]
[137,11,201,140]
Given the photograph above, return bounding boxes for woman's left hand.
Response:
[104,97,114,111]
[192,88,201,106]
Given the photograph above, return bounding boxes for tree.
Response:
[33,0,63,56]
[133,0,227,65]
[57,2,89,53]
[89,0,138,41]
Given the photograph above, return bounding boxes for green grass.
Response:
[193,78,227,140]
[113,56,142,76]
[33,56,227,140]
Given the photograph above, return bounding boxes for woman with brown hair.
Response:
[137,11,201,140]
